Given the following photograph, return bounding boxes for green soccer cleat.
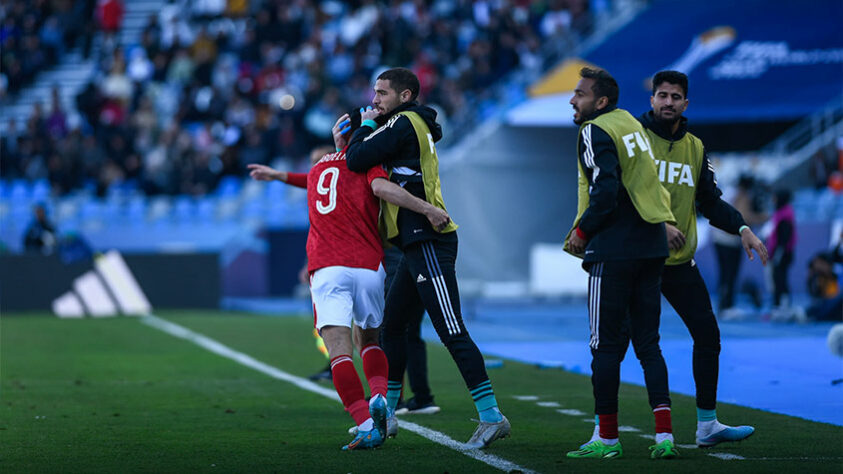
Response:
[649,439,679,459]
[566,440,623,459]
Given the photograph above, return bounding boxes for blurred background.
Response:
[0,0,840,324]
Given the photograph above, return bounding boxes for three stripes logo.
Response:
[52,250,151,318]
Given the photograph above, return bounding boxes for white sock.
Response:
[655,432,674,444]
[600,437,619,446]
[697,419,726,436]
[588,423,600,443]
[358,418,374,431]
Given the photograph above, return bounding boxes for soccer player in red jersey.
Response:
[305,112,449,450]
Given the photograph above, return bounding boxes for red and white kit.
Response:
[306,149,388,330]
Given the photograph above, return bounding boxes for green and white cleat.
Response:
[567,440,623,459]
[649,439,679,459]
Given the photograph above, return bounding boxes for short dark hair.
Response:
[652,70,688,98]
[377,67,420,102]
[579,67,619,107]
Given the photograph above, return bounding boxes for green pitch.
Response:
[2,311,841,473]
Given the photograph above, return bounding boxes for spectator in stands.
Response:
[96,0,124,53]
[807,235,843,321]
[6,0,597,200]
[768,189,797,309]
[23,203,57,255]
[713,175,767,315]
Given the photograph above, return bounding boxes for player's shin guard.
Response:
[361,344,388,397]
[330,355,369,425]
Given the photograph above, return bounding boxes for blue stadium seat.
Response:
[79,200,105,221]
[172,196,197,223]
[196,198,216,223]
[264,181,286,200]
[10,179,30,203]
[216,176,242,198]
[31,179,50,202]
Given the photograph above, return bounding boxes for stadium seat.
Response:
[172,196,197,224]
[216,176,242,198]
[196,198,216,223]
[31,179,50,202]
[10,179,30,204]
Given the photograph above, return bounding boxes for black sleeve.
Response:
[578,124,620,238]
[345,115,409,172]
[695,150,746,234]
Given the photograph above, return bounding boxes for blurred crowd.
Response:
[1,0,601,197]
[0,0,99,97]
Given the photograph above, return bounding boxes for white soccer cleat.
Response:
[465,415,510,449]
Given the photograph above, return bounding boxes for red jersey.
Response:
[306,149,388,273]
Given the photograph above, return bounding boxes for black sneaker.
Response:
[308,364,332,382]
[396,397,440,415]
[394,399,409,415]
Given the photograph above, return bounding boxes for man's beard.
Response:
[655,109,681,125]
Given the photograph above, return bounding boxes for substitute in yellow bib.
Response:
[563,67,677,461]
[638,70,767,448]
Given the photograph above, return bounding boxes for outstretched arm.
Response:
[248,164,307,189]
[370,177,450,231]
[695,152,766,264]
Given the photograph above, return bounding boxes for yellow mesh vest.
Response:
[380,111,459,241]
[565,109,675,257]
[644,129,705,265]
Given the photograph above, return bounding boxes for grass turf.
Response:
[1,311,841,473]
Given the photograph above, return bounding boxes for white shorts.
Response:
[310,264,386,331]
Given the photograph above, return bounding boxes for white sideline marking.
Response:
[618,425,640,432]
[708,453,745,460]
[141,315,535,474]
[536,401,560,408]
[677,444,697,449]
[556,409,586,416]
[513,395,539,401]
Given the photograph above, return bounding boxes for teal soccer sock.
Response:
[470,380,502,423]
[386,381,402,412]
[697,408,717,422]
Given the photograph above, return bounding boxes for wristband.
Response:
[362,119,378,130]
[575,227,587,240]
[738,225,749,234]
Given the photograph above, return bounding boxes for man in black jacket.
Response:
[564,67,678,460]
[638,70,767,447]
[346,68,509,449]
